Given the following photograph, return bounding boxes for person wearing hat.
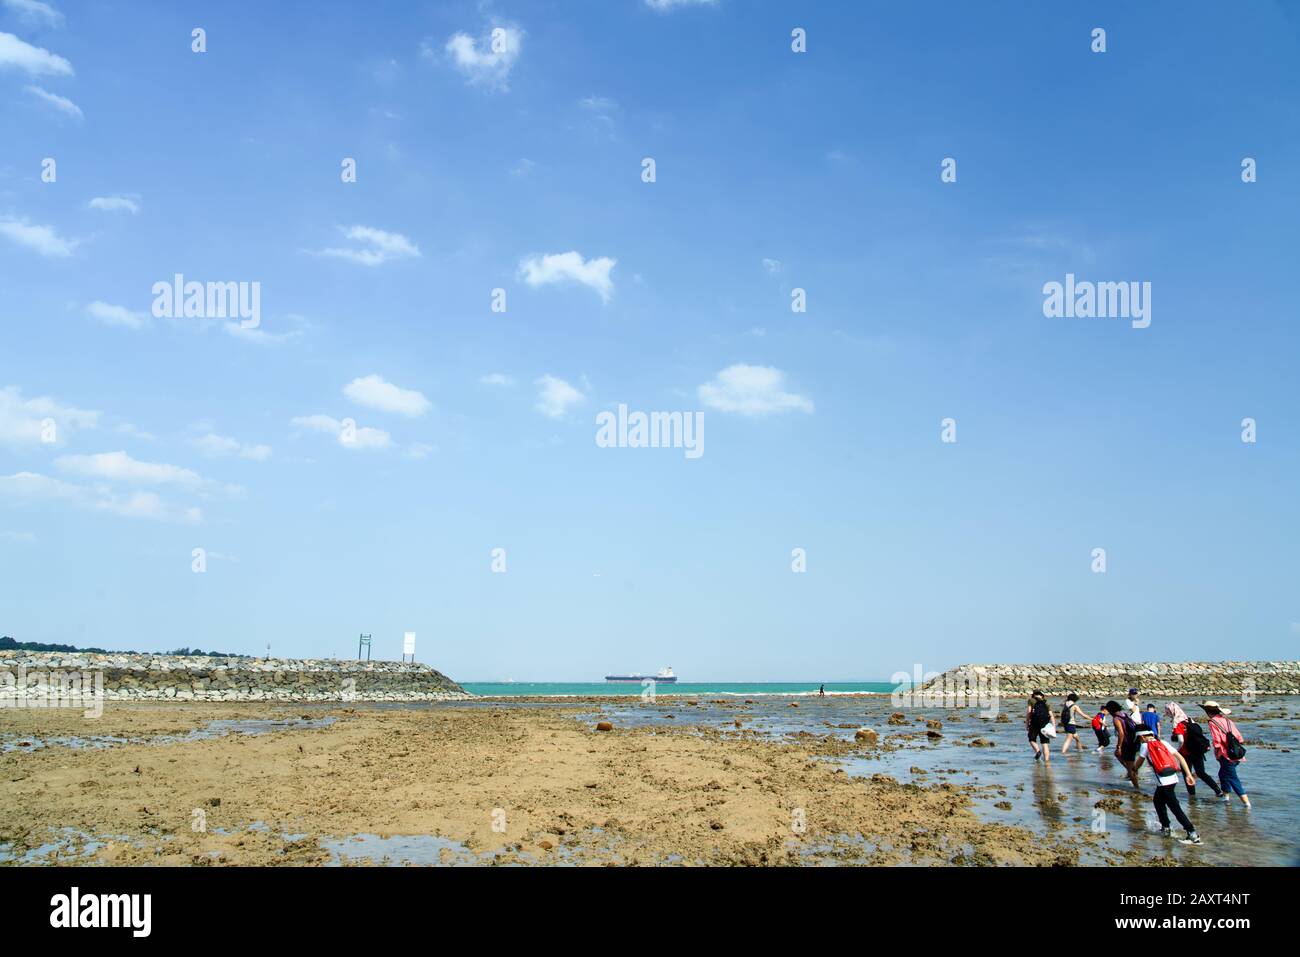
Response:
[1132,725,1202,845]
[1201,701,1251,808]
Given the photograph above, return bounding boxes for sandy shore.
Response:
[0,699,1125,866]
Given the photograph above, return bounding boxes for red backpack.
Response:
[1091,712,1104,731]
[1145,738,1179,775]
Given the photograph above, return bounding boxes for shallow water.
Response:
[0,716,335,753]
[538,693,1300,866]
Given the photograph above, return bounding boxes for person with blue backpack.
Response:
[1201,701,1251,809]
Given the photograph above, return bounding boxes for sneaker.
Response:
[1180,833,1202,845]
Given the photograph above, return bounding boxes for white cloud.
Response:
[577,95,618,136]
[0,385,97,447]
[222,321,303,345]
[579,95,617,112]
[317,224,419,266]
[343,374,430,417]
[439,24,523,92]
[192,432,271,461]
[86,300,147,330]
[698,364,813,416]
[290,414,392,451]
[0,471,202,523]
[479,373,515,387]
[1,1,64,28]
[644,0,718,11]
[519,251,616,303]
[0,29,71,75]
[24,83,79,117]
[403,442,435,461]
[1,530,36,542]
[87,193,140,214]
[55,450,208,489]
[511,158,535,177]
[115,423,157,442]
[534,375,585,419]
[0,215,80,257]
[761,258,783,274]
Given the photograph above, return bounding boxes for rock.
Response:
[926,719,943,730]
[595,721,613,732]
[208,798,221,807]
[926,730,942,739]
[539,840,554,851]
[888,712,907,725]
[854,728,879,747]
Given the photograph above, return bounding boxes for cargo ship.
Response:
[604,667,677,684]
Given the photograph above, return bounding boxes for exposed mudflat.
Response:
[2,695,1292,866]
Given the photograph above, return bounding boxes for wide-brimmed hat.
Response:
[1199,700,1231,715]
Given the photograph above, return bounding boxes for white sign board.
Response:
[403,632,416,656]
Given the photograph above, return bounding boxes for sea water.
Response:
[460,681,899,697]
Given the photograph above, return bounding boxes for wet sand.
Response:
[1,695,1293,866]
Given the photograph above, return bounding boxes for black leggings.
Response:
[1154,784,1195,835]
[1185,750,1222,795]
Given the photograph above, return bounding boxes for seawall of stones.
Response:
[913,660,1300,700]
[0,651,471,703]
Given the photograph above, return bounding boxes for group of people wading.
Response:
[1024,687,1251,847]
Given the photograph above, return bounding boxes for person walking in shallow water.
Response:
[1202,701,1251,809]
[1104,700,1141,788]
[1132,726,1202,845]
[1166,702,1221,799]
[1059,693,1088,754]
[1026,690,1054,765]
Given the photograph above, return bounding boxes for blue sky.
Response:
[1,0,1297,681]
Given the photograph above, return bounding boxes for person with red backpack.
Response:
[1090,707,1110,752]
[1133,726,1202,845]
[1201,701,1251,809]
[1166,702,1221,798]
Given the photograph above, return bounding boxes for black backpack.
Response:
[1214,718,1247,761]
[1183,721,1211,757]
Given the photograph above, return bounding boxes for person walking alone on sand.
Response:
[1059,693,1088,754]
[1166,702,1221,799]
[1202,701,1251,809]
[1026,690,1054,765]
[1132,727,1202,845]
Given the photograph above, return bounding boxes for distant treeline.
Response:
[0,636,248,657]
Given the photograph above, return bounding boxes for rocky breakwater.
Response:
[914,660,1300,701]
[0,651,471,703]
